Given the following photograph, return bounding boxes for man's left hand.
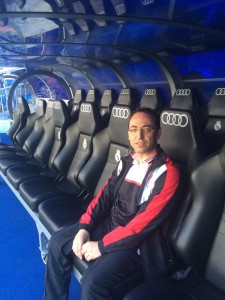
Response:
[81,241,102,261]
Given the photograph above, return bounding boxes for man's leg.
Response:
[43,223,79,300]
[81,249,141,300]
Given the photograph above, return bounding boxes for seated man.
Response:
[43,107,181,300]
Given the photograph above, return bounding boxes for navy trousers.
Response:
[43,219,141,300]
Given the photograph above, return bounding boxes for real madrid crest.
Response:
[214,120,222,131]
[83,138,87,149]
[115,149,121,162]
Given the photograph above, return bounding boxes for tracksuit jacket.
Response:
[78,146,180,258]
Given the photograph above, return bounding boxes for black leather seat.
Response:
[0,100,47,173]
[123,143,225,300]
[0,96,30,150]
[38,88,135,234]
[17,95,102,212]
[6,100,70,190]
[203,87,225,156]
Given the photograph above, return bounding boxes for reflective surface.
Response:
[0,0,225,102]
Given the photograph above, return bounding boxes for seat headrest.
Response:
[159,109,204,172]
[101,89,113,108]
[86,89,96,103]
[117,88,135,107]
[18,96,30,113]
[100,89,115,118]
[78,101,101,135]
[53,100,70,127]
[170,88,200,111]
[74,89,84,104]
[140,88,162,110]
[108,104,131,147]
[208,88,225,116]
[36,99,47,117]
[45,100,54,120]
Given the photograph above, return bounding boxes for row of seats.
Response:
[0,87,225,299]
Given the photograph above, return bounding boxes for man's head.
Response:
[128,107,161,162]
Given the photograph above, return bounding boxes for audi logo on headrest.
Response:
[54,102,61,109]
[142,0,155,5]
[104,90,111,95]
[121,89,130,95]
[215,88,225,96]
[145,89,156,96]
[161,112,188,127]
[81,104,91,113]
[112,107,129,119]
[175,89,191,96]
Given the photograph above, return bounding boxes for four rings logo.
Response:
[216,88,225,96]
[175,89,191,96]
[121,89,130,95]
[145,89,156,96]
[112,107,129,119]
[161,112,189,127]
[81,104,91,113]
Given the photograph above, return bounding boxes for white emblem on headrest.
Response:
[214,120,222,131]
[115,149,121,162]
[83,138,87,149]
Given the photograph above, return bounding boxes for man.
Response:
[43,107,181,300]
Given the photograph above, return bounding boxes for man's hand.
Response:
[81,241,102,261]
[72,229,90,260]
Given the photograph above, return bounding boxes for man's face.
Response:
[128,112,161,160]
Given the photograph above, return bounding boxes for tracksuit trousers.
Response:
[43,219,141,300]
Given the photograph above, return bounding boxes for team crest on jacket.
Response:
[115,149,121,162]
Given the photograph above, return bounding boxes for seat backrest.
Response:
[78,88,135,196]
[22,100,49,155]
[203,87,225,156]
[140,88,162,111]
[53,95,102,185]
[34,100,70,169]
[15,99,47,148]
[7,96,30,142]
[174,143,225,293]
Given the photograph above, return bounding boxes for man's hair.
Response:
[129,107,161,129]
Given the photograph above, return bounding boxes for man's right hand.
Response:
[72,229,90,260]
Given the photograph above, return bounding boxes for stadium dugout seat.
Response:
[6,100,70,189]
[0,100,51,174]
[38,88,136,234]
[0,96,30,149]
[17,94,102,212]
[0,99,47,158]
[123,142,225,300]
[139,88,163,111]
[203,87,225,156]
